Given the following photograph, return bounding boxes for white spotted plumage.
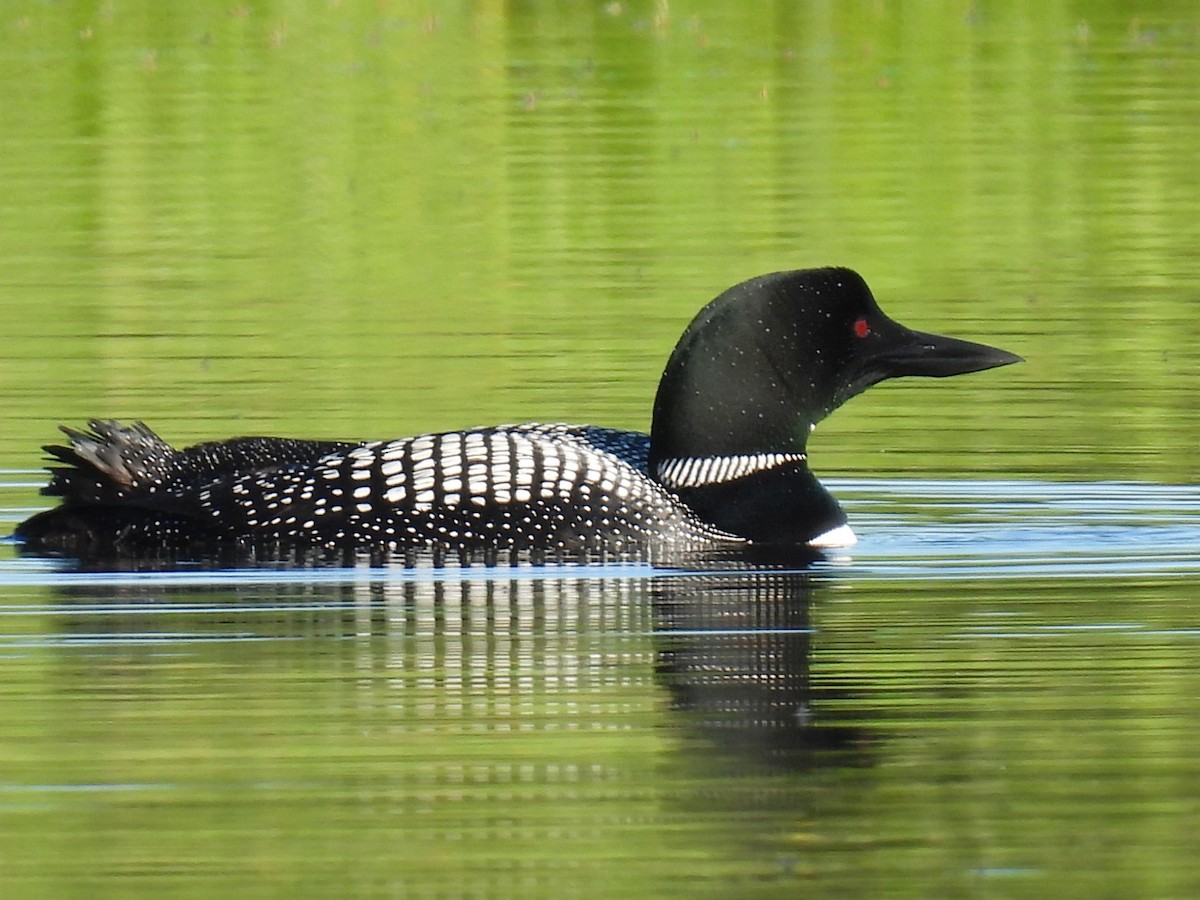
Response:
[175,423,739,555]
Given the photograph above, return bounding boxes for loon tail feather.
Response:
[18,421,207,555]
[41,420,178,503]
[16,421,361,556]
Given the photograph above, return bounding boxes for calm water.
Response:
[2,2,1199,897]
[3,480,1200,897]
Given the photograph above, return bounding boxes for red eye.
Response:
[854,317,870,338]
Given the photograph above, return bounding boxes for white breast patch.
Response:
[807,523,858,548]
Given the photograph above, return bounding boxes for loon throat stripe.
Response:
[654,452,807,489]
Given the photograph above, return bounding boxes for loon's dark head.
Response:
[647,267,1021,546]
[650,267,1020,461]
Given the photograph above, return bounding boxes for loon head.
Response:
[647,267,1021,546]
[650,267,1020,461]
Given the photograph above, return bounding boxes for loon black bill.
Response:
[884,328,1023,379]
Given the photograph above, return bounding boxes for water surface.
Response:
[3,479,1200,896]
[1,2,1198,896]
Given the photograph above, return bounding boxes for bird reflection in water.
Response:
[651,566,875,773]
[37,554,877,778]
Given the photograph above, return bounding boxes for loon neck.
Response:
[655,456,847,546]
[654,450,808,489]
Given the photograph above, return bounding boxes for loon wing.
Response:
[192,424,728,555]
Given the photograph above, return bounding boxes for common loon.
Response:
[14,268,1020,563]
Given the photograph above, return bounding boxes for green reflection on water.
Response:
[0,579,673,895]
[1,1,1199,896]
[2,568,1200,897]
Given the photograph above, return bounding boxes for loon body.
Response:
[14,268,1020,563]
